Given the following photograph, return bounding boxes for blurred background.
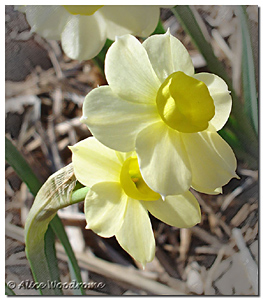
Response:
[5,5,258,295]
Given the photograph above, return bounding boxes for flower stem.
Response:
[71,186,90,203]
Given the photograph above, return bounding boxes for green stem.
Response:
[72,186,90,203]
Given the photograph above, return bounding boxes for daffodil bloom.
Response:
[17,5,163,60]
[70,137,201,265]
[82,32,238,197]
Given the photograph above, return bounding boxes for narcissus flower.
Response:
[70,137,201,265]
[17,5,163,60]
[82,32,238,197]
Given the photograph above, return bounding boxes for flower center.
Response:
[156,71,215,133]
[120,157,160,201]
[63,5,103,16]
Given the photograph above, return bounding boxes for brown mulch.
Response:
[5,5,258,295]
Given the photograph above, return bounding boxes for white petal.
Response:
[24,5,70,40]
[136,122,192,196]
[61,13,107,60]
[70,137,121,187]
[82,86,160,152]
[182,131,238,192]
[143,32,195,82]
[115,151,135,165]
[194,73,232,131]
[105,34,161,104]
[100,6,160,40]
[191,186,223,195]
[116,198,155,265]
[85,182,127,238]
[145,191,201,228]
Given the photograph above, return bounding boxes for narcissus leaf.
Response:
[24,164,79,295]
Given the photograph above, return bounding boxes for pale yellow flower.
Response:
[70,137,201,265]
[17,5,163,60]
[82,32,238,197]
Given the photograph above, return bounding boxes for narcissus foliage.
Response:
[82,32,238,197]
[70,137,201,265]
[17,5,162,60]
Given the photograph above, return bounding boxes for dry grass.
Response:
[5,5,258,295]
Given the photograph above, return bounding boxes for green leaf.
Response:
[5,136,42,196]
[51,215,87,295]
[5,137,60,295]
[44,223,62,292]
[171,6,258,164]
[171,6,230,82]
[236,6,258,134]
[50,215,86,295]
[5,137,87,295]
[93,39,113,74]
[152,19,166,34]
[24,163,85,295]
[5,283,16,295]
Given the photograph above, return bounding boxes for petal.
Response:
[143,31,195,82]
[85,182,127,238]
[116,198,155,265]
[105,34,161,104]
[192,186,223,195]
[82,86,160,152]
[100,6,160,40]
[69,137,121,187]
[145,191,201,228]
[136,122,192,196]
[115,151,135,165]
[61,13,107,61]
[24,5,70,40]
[182,131,238,193]
[194,73,232,131]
